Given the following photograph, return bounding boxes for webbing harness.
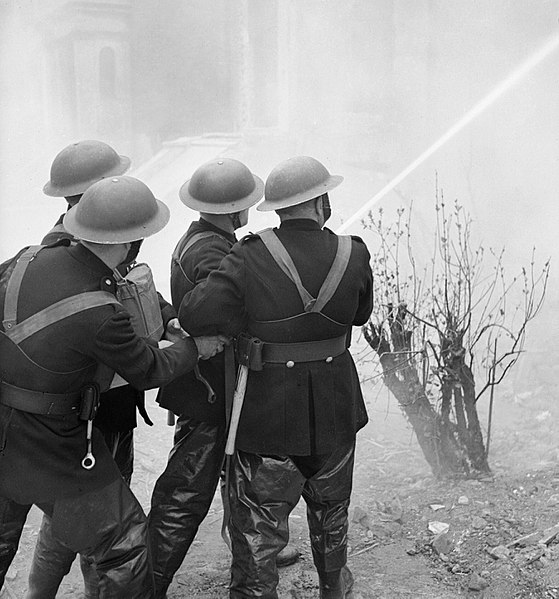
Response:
[171,229,233,407]
[171,230,228,287]
[1,246,120,470]
[257,229,352,315]
[2,246,119,343]
[0,245,120,414]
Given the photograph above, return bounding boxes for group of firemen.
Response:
[0,139,373,599]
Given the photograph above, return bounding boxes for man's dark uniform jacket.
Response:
[0,241,199,505]
[157,218,236,424]
[179,219,374,456]
[41,215,177,432]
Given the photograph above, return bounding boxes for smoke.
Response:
[1,0,558,330]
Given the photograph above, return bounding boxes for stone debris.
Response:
[470,516,488,529]
[375,497,404,522]
[352,506,373,530]
[351,505,401,540]
[468,572,489,591]
[431,531,454,556]
[428,521,450,535]
[488,545,511,560]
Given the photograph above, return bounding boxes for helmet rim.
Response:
[257,173,343,212]
[178,158,264,214]
[63,198,169,243]
[62,176,170,244]
[179,176,264,214]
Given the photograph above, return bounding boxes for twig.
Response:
[348,542,380,558]
[485,338,497,458]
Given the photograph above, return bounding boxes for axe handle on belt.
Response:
[225,364,249,455]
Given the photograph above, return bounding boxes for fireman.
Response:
[149,157,298,598]
[27,140,182,599]
[0,175,226,598]
[179,156,373,598]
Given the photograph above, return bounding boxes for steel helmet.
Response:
[257,156,343,212]
[63,176,169,244]
[179,158,264,214]
[43,140,131,197]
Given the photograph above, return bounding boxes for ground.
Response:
[2,373,559,599]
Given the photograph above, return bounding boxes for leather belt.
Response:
[0,380,81,416]
[262,334,348,366]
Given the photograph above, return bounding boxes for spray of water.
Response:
[336,33,559,234]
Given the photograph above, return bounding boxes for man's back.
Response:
[0,241,198,504]
[242,220,372,342]
[180,219,374,456]
[0,242,119,391]
[0,242,189,393]
[158,219,236,422]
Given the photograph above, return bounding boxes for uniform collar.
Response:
[278,218,322,232]
[68,242,116,277]
[193,218,237,244]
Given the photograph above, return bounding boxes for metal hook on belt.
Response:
[194,365,217,404]
[81,419,96,470]
[79,384,100,471]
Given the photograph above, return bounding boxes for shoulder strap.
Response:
[171,230,230,286]
[258,230,352,314]
[4,291,120,345]
[2,245,120,344]
[312,235,352,313]
[3,245,44,331]
[173,230,228,265]
[258,229,315,311]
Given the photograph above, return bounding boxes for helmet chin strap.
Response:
[230,212,242,230]
[122,239,143,266]
[321,194,331,224]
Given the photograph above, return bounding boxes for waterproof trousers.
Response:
[0,476,152,599]
[25,428,135,599]
[148,416,226,599]
[228,441,356,599]
[0,496,31,588]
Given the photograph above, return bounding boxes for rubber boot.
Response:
[0,498,30,589]
[80,555,100,599]
[318,566,354,599]
[26,515,74,599]
[154,578,170,599]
